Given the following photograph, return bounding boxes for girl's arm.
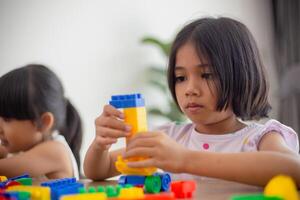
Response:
[0,140,73,178]
[124,131,300,187]
[84,140,124,180]
[0,145,8,159]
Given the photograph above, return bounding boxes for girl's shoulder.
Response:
[246,119,299,152]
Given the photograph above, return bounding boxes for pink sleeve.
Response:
[257,119,299,153]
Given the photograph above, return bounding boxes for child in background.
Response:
[84,17,300,187]
[0,64,82,179]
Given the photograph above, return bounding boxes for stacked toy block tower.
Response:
[109,93,157,176]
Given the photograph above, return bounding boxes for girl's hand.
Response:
[0,145,8,159]
[123,132,187,173]
[94,105,131,150]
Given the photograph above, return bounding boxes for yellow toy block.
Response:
[124,107,147,141]
[0,176,7,181]
[7,185,50,200]
[115,155,157,176]
[60,193,107,200]
[264,175,299,200]
[118,187,144,199]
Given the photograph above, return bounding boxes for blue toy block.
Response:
[157,173,171,192]
[119,175,146,187]
[118,176,127,186]
[109,93,145,108]
[41,178,83,200]
[9,174,30,181]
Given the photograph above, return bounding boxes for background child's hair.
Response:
[0,64,82,169]
[167,17,271,120]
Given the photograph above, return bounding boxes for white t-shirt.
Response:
[154,119,299,180]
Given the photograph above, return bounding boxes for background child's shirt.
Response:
[154,119,299,180]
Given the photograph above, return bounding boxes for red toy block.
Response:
[170,181,196,198]
[4,180,21,189]
[144,192,175,199]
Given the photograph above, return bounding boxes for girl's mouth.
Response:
[185,103,204,113]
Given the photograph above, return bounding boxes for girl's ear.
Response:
[39,112,54,133]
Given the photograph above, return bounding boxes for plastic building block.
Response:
[156,173,171,192]
[109,94,145,108]
[118,175,146,187]
[0,174,30,189]
[171,180,196,198]
[16,178,32,186]
[4,180,21,189]
[118,187,144,199]
[1,191,31,200]
[110,93,157,176]
[231,194,283,200]
[144,192,175,200]
[264,175,299,200]
[7,185,50,200]
[41,178,83,200]
[60,193,107,200]
[79,185,122,198]
[145,175,162,194]
[0,177,7,182]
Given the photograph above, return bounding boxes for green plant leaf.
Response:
[141,37,171,56]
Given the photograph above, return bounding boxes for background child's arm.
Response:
[0,140,72,178]
[84,140,124,180]
[124,131,300,187]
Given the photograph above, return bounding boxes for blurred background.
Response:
[0,0,299,171]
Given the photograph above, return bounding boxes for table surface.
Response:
[81,178,265,200]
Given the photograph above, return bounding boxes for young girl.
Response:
[84,17,300,187]
[0,64,82,179]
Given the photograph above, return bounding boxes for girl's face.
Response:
[0,117,43,153]
[175,42,236,133]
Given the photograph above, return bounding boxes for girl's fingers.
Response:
[103,104,124,118]
[96,126,130,138]
[126,158,155,168]
[123,147,155,158]
[95,116,131,132]
[95,136,117,145]
[127,137,156,149]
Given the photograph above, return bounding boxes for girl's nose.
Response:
[185,79,201,97]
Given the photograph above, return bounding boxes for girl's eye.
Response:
[175,76,186,83]
[201,73,213,79]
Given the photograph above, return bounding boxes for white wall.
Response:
[0,0,276,172]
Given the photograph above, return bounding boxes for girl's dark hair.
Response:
[168,17,271,120]
[0,64,82,169]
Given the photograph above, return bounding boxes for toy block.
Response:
[1,191,31,200]
[109,94,145,108]
[41,178,83,200]
[16,178,32,186]
[231,194,283,200]
[60,193,107,200]
[116,156,157,176]
[264,175,298,200]
[170,181,196,198]
[144,192,175,200]
[8,174,29,181]
[118,175,145,187]
[4,180,21,189]
[145,175,162,194]
[155,173,171,192]
[0,177,7,182]
[118,187,144,199]
[6,185,50,200]
[110,93,157,176]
